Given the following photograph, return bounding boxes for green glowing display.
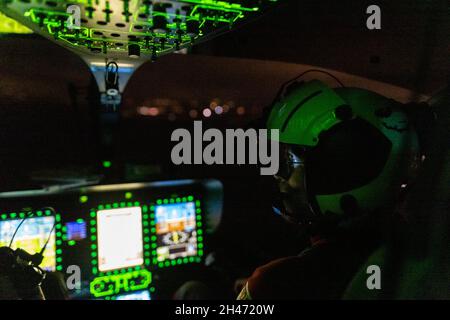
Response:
[89,200,147,277]
[0,210,63,272]
[72,190,205,298]
[151,195,204,268]
[90,269,152,298]
[0,0,280,60]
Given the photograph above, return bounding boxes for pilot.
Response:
[237,79,423,300]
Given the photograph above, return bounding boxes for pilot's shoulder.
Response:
[251,245,321,280]
[244,244,336,299]
[251,256,302,279]
[246,256,307,299]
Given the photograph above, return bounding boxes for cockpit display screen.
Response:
[97,207,144,272]
[0,216,56,271]
[155,202,198,262]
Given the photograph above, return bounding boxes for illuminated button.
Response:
[102,161,112,168]
[128,44,140,58]
[90,270,152,298]
[152,15,167,34]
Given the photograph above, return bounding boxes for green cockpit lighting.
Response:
[0,12,31,34]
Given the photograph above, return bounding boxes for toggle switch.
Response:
[128,43,140,58]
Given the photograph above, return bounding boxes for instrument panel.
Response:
[0,0,281,61]
[0,179,223,300]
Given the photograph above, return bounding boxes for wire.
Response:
[269,69,345,109]
[39,207,57,256]
[8,206,57,261]
[8,209,34,248]
[285,69,345,88]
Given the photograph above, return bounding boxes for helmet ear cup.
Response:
[306,118,392,196]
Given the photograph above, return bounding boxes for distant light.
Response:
[103,161,112,168]
[203,108,212,118]
[138,106,159,116]
[223,104,230,113]
[125,192,133,199]
[148,107,159,116]
[209,101,218,110]
[79,195,88,203]
[215,106,223,115]
[138,106,149,115]
[236,106,246,116]
[189,109,199,118]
